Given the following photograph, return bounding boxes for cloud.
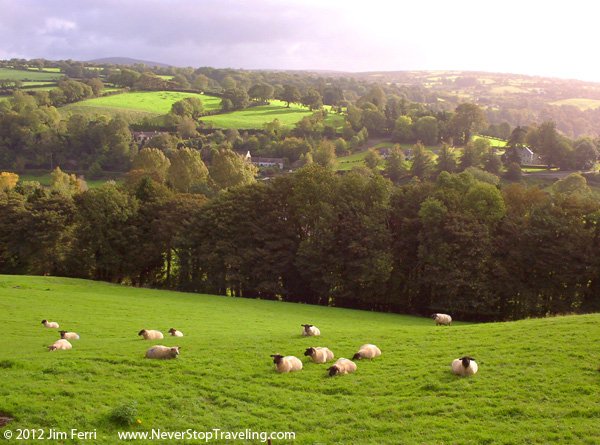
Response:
[0,0,599,81]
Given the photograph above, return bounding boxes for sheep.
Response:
[451,356,478,376]
[327,358,357,377]
[352,344,382,360]
[59,331,80,340]
[431,313,452,326]
[145,345,180,360]
[138,329,164,340]
[48,339,72,351]
[301,324,321,336]
[304,347,335,364]
[41,319,59,329]
[168,328,184,337]
[270,354,303,373]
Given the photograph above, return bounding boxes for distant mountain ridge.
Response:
[87,57,172,67]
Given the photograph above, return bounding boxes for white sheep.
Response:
[59,331,80,340]
[451,356,478,376]
[41,319,59,328]
[304,347,335,364]
[301,324,321,336]
[327,358,357,376]
[145,345,180,360]
[138,329,164,340]
[270,354,303,373]
[168,328,184,337]
[48,339,72,351]
[352,344,382,360]
[432,313,452,326]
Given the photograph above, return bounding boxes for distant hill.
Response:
[87,57,171,68]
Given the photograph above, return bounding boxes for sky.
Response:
[1,0,599,82]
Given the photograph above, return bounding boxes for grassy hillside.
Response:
[550,98,600,111]
[0,68,63,81]
[0,276,598,444]
[62,91,222,116]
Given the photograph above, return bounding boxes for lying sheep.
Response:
[301,324,321,336]
[48,339,72,351]
[352,344,382,360]
[59,331,80,340]
[168,328,184,337]
[270,354,303,373]
[41,319,59,328]
[145,345,180,360]
[304,347,334,364]
[327,358,357,376]
[451,356,478,376]
[432,313,452,326]
[138,329,164,340]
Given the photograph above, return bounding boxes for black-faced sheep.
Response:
[168,328,184,337]
[304,347,334,363]
[301,324,320,336]
[431,313,452,326]
[327,358,357,376]
[270,354,303,373]
[451,356,478,376]
[352,344,381,360]
[48,339,72,351]
[145,345,180,359]
[59,331,80,340]
[138,329,164,340]
[41,319,59,328]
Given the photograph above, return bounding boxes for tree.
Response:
[571,138,598,170]
[313,140,336,169]
[384,145,407,183]
[414,116,439,145]
[210,148,258,190]
[504,162,522,180]
[364,149,382,170]
[450,103,487,144]
[132,148,171,183]
[171,97,204,119]
[50,167,87,196]
[0,172,18,191]
[459,142,481,171]
[176,117,199,139]
[435,143,457,175]
[392,116,414,143]
[168,148,209,193]
[248,84,274,103]
[409,143,434,179]
[280,84,301,108]
[301,88,323,111]
[222,87,249,110]
[362,109,386,135]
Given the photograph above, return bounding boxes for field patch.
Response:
[64,91,222,115]
[1,275,598,444]
[0,68,63,81]
[200,100,314,129]
[550,98,600,111]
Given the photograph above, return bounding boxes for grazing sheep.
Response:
[432,313,452,326]
[327,358,357,377]
[48,339,72,351]
[270,354,303,373]
[41,319,59,329]
[451,356,478,376]
[301,324,321,336]
[352,344,382,360]
[59,331,80,340]
[304,347,335,364]
[138,329,164,340]
[168,328,184,337]
[145,345,180,360]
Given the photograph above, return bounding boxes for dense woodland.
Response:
[2,59,600,321]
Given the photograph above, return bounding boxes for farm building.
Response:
[245,151,285,169]
[132,131,168,146]
[515,146,543,165]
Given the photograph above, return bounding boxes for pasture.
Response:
[550,98,600,111]
[64,91,222,115]
[1,275,598,444]
[473,134,508,148]
[0,68,63,82]
[16,172,121,188]
[201,101,344,130]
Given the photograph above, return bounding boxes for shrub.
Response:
[109,402,138,426]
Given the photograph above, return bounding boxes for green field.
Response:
[16,172,122,188]
[335,142,438,171]
[473,134,508,148]
[63,91,222,115]
[550,98,600,111]
[1,275,598,444]
[0,68,63,81]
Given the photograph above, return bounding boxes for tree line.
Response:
[1,164,599,321]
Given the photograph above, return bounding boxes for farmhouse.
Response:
[132,131,167,146]
[245,151,285,169]
[515,146,543,165]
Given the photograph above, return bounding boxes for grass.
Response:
[550,98,600,111]
[0,68,63,81]
[201,100,314,129]
[335,142,438,171]
[0,275,598,444]
[63,91,222,115]
[16,172,122,188]
[473,135,508,148]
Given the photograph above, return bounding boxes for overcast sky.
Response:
[1,0,599,81]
